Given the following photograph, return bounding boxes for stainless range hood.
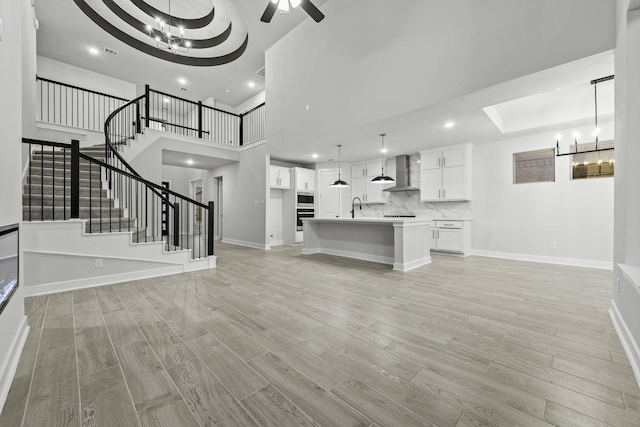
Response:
[383,155,419,192]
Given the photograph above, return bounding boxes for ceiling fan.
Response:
[261,0,325,23]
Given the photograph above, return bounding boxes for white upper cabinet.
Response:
[350,160,388,204]
[419,143,472,202]
[295,168,316,192]
[351,161,382,178]
[270,166,291,189]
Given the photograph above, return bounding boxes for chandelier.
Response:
[146,0,191,54]
[555,75,614,157]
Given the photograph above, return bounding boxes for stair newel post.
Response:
[144,84,150,129]
[198,101,203,139]
[135,99,142,134]
[208,201,214,256]
[173,203,180,249]
[71,139,80,219]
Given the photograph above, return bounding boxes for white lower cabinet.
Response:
[431,220,471,256]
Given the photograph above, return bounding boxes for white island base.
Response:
[302,218,432,272]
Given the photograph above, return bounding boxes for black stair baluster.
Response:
[145,187,148,243]
[71,140,80,219]
[173,202,180,249]
[40,143,43,221]
[128,176,131,233]
[52,146,55,220]
[208,202,214,256]
[89,160,93,232]
[136,180,139,243]
[63,147,66,220]
[28,142,32,221]
[100,163,103,233]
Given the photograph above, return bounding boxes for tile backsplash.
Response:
[355,154,472,219]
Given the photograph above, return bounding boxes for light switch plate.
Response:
[0,18,3,42]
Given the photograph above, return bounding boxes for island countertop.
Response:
[303,217,432,225]
[302,217,432,271]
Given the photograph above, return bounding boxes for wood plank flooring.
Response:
[2,242,640,427]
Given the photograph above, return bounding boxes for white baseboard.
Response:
[269,240,284,246]
[23,265,183,297]
[471,249,613,270]
[393,256,432,272]
[609,300,640,388]
[302,247,394,266]
[221,238,269,250]
[0,316,29,413]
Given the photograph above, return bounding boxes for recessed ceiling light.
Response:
[88,47,99,55]
[381,148,388,153]
[163,98,170,103]
[312,153,318,159]
[443,122,455,128]
[248,81,255,88]
[225,90,230,93]
[178,77,186,85]
[186,159,194,165]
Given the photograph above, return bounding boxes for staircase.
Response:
[23,144,139,235]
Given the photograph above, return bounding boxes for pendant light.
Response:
[371,133,395,184]
[330,144,349,188]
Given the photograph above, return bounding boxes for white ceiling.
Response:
[162,149,236,169]
[483,79,614,134]
[35,0,328,106]
[35,0,617,167]
[264,0,616,164]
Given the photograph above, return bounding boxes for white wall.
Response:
[210,144,268,248]
[162,165,207,199]
[0,0,29,409]
[22,2,37,139]
[473,123,614,268]
[268,189,284,245]
[37,56,136,100]
[612,0,640,382]
[236,91,266,115]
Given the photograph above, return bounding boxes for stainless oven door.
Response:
[296,209,315,231]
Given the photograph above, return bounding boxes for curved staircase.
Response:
[22,95,215,296]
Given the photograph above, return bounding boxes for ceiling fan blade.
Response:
[261,1,278,23]
[300,0,324,22]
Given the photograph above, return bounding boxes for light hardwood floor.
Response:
[2,242,640,427]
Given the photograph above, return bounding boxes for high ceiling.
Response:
[35,0,617,167]
[35,0,327,106]
[264,0,616,164]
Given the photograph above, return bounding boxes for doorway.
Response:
[190,179,203,235]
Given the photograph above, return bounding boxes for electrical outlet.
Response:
[94,258,103,268]
[617,278,621,293]
[550,242,557,249]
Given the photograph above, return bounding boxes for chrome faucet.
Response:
[351,197,362,218]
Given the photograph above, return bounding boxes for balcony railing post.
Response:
[144,84,150,129]
[173,203,180,248]
[239,114,244,146]
[71,139,80,219]
[198,101,203,139]
[207,201,214,256]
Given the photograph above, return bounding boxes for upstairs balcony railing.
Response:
[36,76,128,133]
[36,77,266,147]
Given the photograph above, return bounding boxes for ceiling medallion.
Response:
[73,0,248,66]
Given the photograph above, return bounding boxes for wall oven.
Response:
[296,192,315,207]
[296,208,315,231]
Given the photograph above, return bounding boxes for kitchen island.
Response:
[302,218,431,271]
